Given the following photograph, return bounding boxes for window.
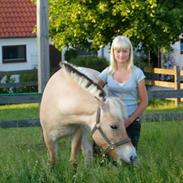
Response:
[2,45,27,63]
[180,39,183,54]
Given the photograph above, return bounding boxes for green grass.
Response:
[0,103,39,120]
[0,102,183,182]
[0,99,182,121]
[0,122,183,183]
[147,99,183,112]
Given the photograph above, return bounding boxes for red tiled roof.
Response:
[0,0,36,38]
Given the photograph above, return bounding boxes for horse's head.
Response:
[92,97,137,164]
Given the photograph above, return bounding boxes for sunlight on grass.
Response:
[147,99,183,112]
[0,103,39,110]
[0,99,182,121]
[0,103,39,120]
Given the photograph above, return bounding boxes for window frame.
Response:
[2,45,27,64]
[180,39,183,54]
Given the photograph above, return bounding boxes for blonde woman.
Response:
[98,36,148,149]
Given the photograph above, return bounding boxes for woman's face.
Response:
[113,48,130,64]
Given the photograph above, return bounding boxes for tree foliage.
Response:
[49,0,183,54]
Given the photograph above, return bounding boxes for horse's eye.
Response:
[110,125,118,130]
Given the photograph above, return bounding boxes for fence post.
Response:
[174,66,180,106]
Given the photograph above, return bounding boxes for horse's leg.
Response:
[70,127,82,166]
[81,127,93,163]
[42,129,58,165]
[40,127,45,144]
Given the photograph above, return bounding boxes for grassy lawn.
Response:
[0,121,183,183]
[0,103,39,120]
[0,100,183,182]
[147,99,183,112]
[0,99,182,121]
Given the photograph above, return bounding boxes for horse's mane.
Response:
[61,62,106,100]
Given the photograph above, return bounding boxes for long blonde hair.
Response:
[109,36,134,74]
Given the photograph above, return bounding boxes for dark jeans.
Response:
[126,117,141,149]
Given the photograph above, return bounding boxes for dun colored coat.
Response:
[40,63,137,165]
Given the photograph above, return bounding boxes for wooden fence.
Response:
[0,89,183,105]
[144,66,183,106]
[0,93,41,104]
[0,67,183,128]
[145,66,183,89]
[0,89,183,128]
[0,69,37,92]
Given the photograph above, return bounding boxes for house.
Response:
[1,0,181,73]
[170,33,183,69]
[0,0,60,72]
[0,0,37,72]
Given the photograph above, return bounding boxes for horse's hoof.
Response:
[70,160,78,169]
[48,160,57,169]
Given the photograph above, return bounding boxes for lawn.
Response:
[0,100,183,182]
[0,99,182,121]
[147,99,183,112]
[0,103,39,120]
[0,121,183,183]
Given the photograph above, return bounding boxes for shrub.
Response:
[69,56,108,72]
[0,69,38,94]
[20,69,37,82]
[65,48,78,62]
[17,69,37,93]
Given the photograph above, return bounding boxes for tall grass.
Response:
[0,121,183,183]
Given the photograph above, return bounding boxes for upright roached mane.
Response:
[61,62,106,100]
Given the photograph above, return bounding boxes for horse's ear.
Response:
[95,96,108,111]
[118,95,123,101]
[100,99,109,112]
[116,96,128,119]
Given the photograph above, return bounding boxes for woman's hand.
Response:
[98,79,105,88]
[124,117,133,128]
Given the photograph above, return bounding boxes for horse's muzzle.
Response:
[130,154,137,164]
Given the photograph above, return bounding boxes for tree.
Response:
[49,0,183,56]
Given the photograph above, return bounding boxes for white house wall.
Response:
[0,37,37,71]
[171,41,183,69]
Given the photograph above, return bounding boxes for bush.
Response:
[134,55,152,70]
[0,69,38,94]
[65,48,78,62]
[17,69,37,93]
[69,56,108,72]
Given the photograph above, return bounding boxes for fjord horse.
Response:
[40,62,137,165]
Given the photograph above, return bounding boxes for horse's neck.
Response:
[62,64,105,100]
[74,111,97,130]
[66,98,99,130]
[60,69,100,129]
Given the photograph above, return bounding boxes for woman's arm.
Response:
[125,79,148,128]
